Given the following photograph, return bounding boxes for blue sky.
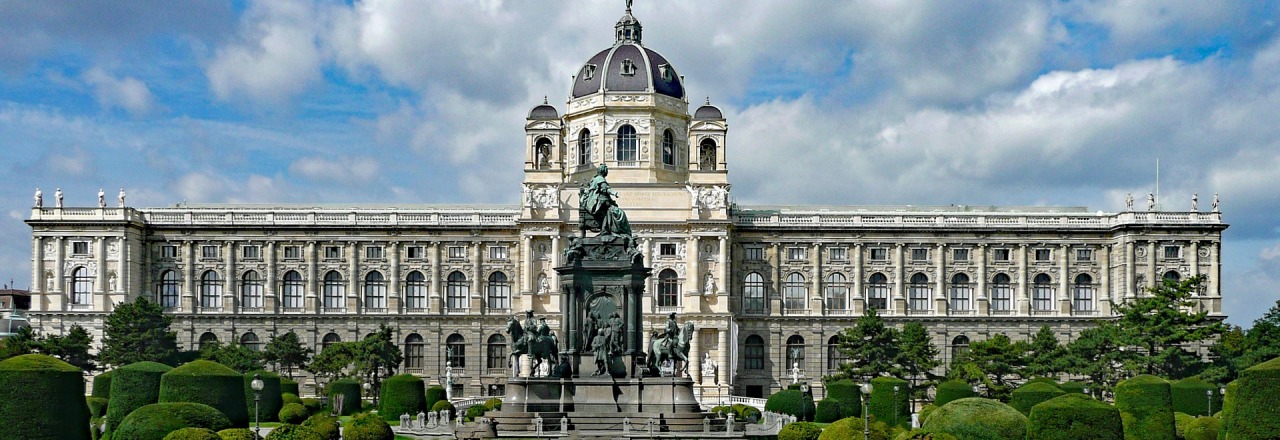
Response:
[1,1,1279,327]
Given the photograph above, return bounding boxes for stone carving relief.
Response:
[604,117,651,133]
[65,260,97,274]
[44,241,54,256]
[44,270,53,290]
[107,241,120,259]
[522,184,561,210]
[686,184,729,210]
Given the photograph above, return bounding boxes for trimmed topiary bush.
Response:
[1010,382,1067,415]
[1115,374,1175,440]
[1058,381,1086,395]
[779,421,823,440]
[163,427,223,440]
[816,398,843,423]
[244,370,282,423]
[263,424,324,440]
[919,404,937,425]
[893,428,960,440]
[1025,377,1057,386]
[739,405,762,423]
[0,354,92,440]
[922,397,1027,440]
[869,376,910,429]
[1222,356,1280,440]
[301,414,340,440]
[216,428,260,440]
[282,393,302,406]
[1175,412,1195,438]
[113,402,233,440]
[766,389,817,421]
[1218,380,1238,439]
[1171,377,1220,417]
[107,361,174,435]
[93,370,114,399]
[87,396,109,417]
[279,403,309,424]
[465,404,488,421]
[425,385,446,410]
[377,374,425,421]
[160,360,249,427]
[826,378,862,418]
[935,380,976,407]
[1182,416,1218,440]
[1026,393,1122,440]
[431,399,457,415]
[325,378,361,416]
[300,398,322,414]
[818,416,894,440]
[344,412,394,440]
[280,378,299,397]
[484,397,502,410]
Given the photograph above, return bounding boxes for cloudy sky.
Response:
[1,1,1278,327]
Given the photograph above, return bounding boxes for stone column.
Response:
[1100,245,1112,315]
[1124,240,1135,300]
[1190,241,1200,279]
[718,236,729,298]
[690,329,701,384]
[348,241,359,312]
[1210,242,1221,313]
[1017,244,1029,314]
[852,243,865,314]
[116,236,128,296]
[32,237,44,295]
[389,241,401,312]
[266,242,277,312]
[641,237,652,268]
[522,236,533,294]
[772,243,782,315]
[717,328,729,388]
[977,244,989,314]
[429,242,441,314]
[184,240,194,312]
[1058,244,1070,314]
[225,241,236,312]
[551,235,561,268]
[1146,241,1157,289]
[934,243,946,313]
[812,243,822,314]
[893,244,905,313]
[306,241,318,313]
[689,236,702,297]
[472,241,483,312]
[96,237,107,311]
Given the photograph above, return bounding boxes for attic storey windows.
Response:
[577,129,592,167]
[72,241,89,255]
[581,63,596,80]
[620,59,637,76]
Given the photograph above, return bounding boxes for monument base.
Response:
[486,376,721,435]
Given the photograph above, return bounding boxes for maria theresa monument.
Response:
[22,6,1226,401]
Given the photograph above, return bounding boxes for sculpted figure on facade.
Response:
[118,188,126,207]
[1147,192,1156,211]
[1212,193,1220,212]
[704,272,716,295]
[1125,193,1134,211]
[98,188,106,208]
[1192,193,1198,212]
[536,273,550,296]
[34,188,42,208]
[55,188,63,208]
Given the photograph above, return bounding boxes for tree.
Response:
[199,341,263,373]
[1112,276,1225,379]
[1242,300,1280,367]
[99,297,179,367]
[354,324,403,405]
[948,333,1026,400]
[1024,325,1069,379]
[0,326,39,360]
[307,342,358,390]
[895,322,940,392]
[263,331,312,378]
[40,324,96,372]
[834,309,900,382]
[1064,323,1127,397]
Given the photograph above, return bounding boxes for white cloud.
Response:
[81,68,155,115]
[206,0,325,104]
[288,155,379,185]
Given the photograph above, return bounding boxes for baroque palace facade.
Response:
[24,9,1225,399]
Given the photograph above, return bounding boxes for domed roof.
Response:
[693,99,723,120]
[570,9,685,100]
[528,98,559,119]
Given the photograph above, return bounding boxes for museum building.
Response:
[22,8,1226,399]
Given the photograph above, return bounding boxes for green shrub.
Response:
[935,380,976,407]
[1026,393,1122,440]
[1011,382,1066,415]
[300,398,322,414]
[1222,356,1280,439]
[465,404,487,422]
[919,404,937,425]
[425,385,446,410]
[711,405,729,417]
[163,427,224,440]
[215,428,261,440]
[922,397,1027,440]
[280,378,300,397]
[160,360,249,427]
[301,414,340,440]
[739,405,761,423]
[279,403,309,424]
[1217,380,1237,439]
[91,416,105,440]
[282,393,302,406]
[263,424,324,440]
[779,421,823,440]
[818,416,893,440]
[244,370,282,423]
[1175,412,1195,438]
[1025,377,1057,386]
[107,361,173,435]
[1058,381,1086,395]
[377,374,425,421]
[1182,416,1218,440]
[0,354,92,440]
[1115,374,1175,440]
[1171,377,1220,417]
[431,399,457,415]
[484,397,502,410]
[869,377,910,429]
[87,396,109,417]
[893,428,959,440]
[325,378,361,416]
[344,412,394,440]
[93,370,114,399]
[113,402,233,440]
[766,389,817,421]
[816,398,843,423]
[826,378,863,418]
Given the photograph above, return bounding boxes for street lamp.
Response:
[363,382,373,408]
[250,374,264,437]
[860,383,873,440]
[800,383,810,422]
[1206,389,1213,415]
[893,385,901,428]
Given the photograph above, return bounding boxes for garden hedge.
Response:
[300,398,322,414]
[378,374,426,421]
[107,361,174,436]
[1183,416,1219,440]
[263,424,324,440]
[93,370,114,399]
[818,416,893,440]
[765,389,817,421]
[0,354,92,440]
[326,378,361,416]
[1175,412,1195,438]
[1010,382,1066,415]
[431,399,457,415]
[87,396,109,417]
[464,404,487,422]
[1221,356,1280,439]
[282,393,302,406]
[426,385,447,410]
[160,360,249,427]
[893,429,960,440]
[869,376,910,429]
[280,378,300,397]
[484,397,502,410]
[215,428,259,440]
[815,398,843,423]
[1025,377,1057,386]
[919,404,937,424]
[826,379,862,418]
[922,397,1027,440]
[279,403,309,424]
[1115,374,1175,440]
[243,370,282,423]
[935,380,976,407]
[778,421,823,440]
[1058,381,1086,395]
[162,427,222,440]
[344,412,394,440]
[1026,393,1122,440]
[301,414,340,440]
[113,402,233,440]
[1171,377,1220,417]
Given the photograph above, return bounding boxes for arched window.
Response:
[405,271,426,311]
[200,270,222,309]
[487,334,506,370]
[785,335,805,369]
[446,334,466,367]
[321,332,341,352]
[198,332,219,351]
[241,271,263,310]
[991,274,1012,311]
[867,273,889,311]
[1073,274,1095,312]
[699,138,717,171]
[661,129,675,166]
[745,335,765,370]
[71,267,94,305]
[825,273,848,312]
[827,335,847,372]
[534,137,552,169]
[909,273,931,312]
[404,334,425,370]
[323,271,344,310]
[446,271,468,311]
[657,269,679,308]
[744,272,766,314]
[951,335,970,363]
[487,272,511,311]
[282,271,304,309]
[950,273,971,312]
[240,332,262,352]
[157,270,180,308]
[784,273,807,311]
[1163,270,1181,283]
[577,129,592,167]
[364,271,386,310]
[616,124,637,163]
[1032,274,1053,311]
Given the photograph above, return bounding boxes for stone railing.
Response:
[734,209,1223,229]
[31,206,520,227]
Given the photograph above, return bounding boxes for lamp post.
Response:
[893,385,900,428]
[860,383,873,440]
[800,383,810,422]
[363,382,373,409]
[250,374,264,437]
[1206,389,1213,415]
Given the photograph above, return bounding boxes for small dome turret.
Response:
[528,97,559,120]
[694,97,723,120]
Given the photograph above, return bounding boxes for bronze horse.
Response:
[505,316,559,376]
[648,321,695,376]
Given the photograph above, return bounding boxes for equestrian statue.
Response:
[505,311,560,377]
[648,312,695,376]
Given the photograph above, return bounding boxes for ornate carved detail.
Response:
[686,184,730,210]
[522,184,561,210]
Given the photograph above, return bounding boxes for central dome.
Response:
[570,9,685,99]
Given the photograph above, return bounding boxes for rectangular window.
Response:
[911,248,930,261]
[869,248,888,261]
[365,246,384,259]
[993,248,1011,262]
[406,246,424,260]
[787,247,807,261]
[866,284,888,311]
[448,246,467,259]
[201,245,218,259]
[488,246,508,260]
[160,245,177,258]
[283,246,301,259]
[324,246,341,259]
[1035,249,1052,261]
[242,245,260,260]
[745,247,764,261]
[72,241,89,255]
[952,248,970,262]
[1076,248,1093,262]
[828,247,847,262]
[659,243,677,256]
[1163,245,1181,259]
[1032,286,1054,311]
[991,284,1012,311]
